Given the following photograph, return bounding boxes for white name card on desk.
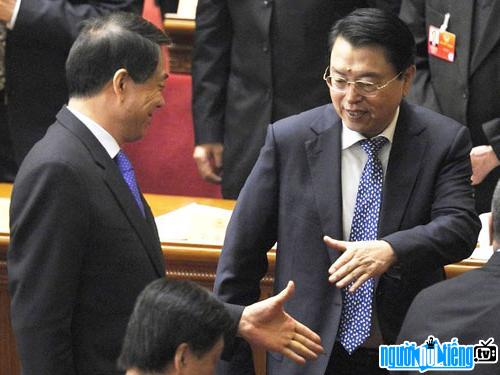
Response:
[166,0,198,20]
[0,198,9,233]
[155,203,232,246]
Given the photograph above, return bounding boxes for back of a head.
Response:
[118,278,233,374]
[328,8,416,73]
[493,181,500,246]
[66,12,170,98]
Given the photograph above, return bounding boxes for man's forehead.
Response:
[330,37,394,73]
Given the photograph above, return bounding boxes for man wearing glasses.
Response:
[213,8,480,375]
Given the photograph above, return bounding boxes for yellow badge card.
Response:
[428,25,456,62]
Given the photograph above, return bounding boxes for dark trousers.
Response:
[325,342,388,375]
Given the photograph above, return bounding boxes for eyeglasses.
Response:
[323,67,402,97]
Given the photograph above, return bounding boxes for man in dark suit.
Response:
[399,0,500,213]
[395,181,500,374]
[213,8,480,375]
[0,0,143,168]
[8,12,323,375]
[191,0,401,199]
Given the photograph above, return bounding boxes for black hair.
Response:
[66,12,171,98]
[328,8,416,74]
[118,278,233,373]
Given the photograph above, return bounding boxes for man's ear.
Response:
[112,68,129,100]
[173,343,189,371]
[402,64,416,97]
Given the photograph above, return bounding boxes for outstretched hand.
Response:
[324,236,396,292]
[238,281,324,365]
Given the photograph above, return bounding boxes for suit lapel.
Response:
[469,0,500,74]
[56,107,165,277]
[102,167,165,277]
[379,102,427,237]
[305,106,343,264]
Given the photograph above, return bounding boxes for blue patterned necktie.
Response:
[338,136,387,354]
[115,150,145,217]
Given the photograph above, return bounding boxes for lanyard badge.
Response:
[428,13,456,62]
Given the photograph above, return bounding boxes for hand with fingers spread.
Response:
[238,280,325,365]
[193,143,224,184]
[324,236,397,292]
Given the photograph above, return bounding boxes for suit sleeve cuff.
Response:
[221,302,245,359]
[482,118,500,159]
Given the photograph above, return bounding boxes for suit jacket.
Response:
[395,251,500,374]
[8,107,165,375]
[5,0,143,165]
[399,0,500,212]
[192,0,400,199]
[214,102,480,374]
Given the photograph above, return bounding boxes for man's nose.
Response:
[344,83,363,103]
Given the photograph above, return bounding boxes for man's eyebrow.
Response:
[330,67,383,79]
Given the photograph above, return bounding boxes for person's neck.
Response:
[67,95,120,144]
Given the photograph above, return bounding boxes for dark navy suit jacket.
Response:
[8,107,164,374]
[214,101,480,374]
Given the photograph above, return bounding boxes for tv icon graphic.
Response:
[379,336,498,372]
[474,338,497,364]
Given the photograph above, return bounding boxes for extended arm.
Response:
[382,126,480,270]
[326,126,480,289]
[234,281,324,365]
[214,126,280,368]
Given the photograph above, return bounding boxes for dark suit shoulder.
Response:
[270,104,337,142]
[402,101,467,135]
[398,253,500,346]
[21,118,106,175]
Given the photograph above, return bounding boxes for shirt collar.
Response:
[67,106,120,159]
[342,106,399,150]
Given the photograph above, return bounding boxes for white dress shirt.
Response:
[66,106,120,159]
[341,107,399,241]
